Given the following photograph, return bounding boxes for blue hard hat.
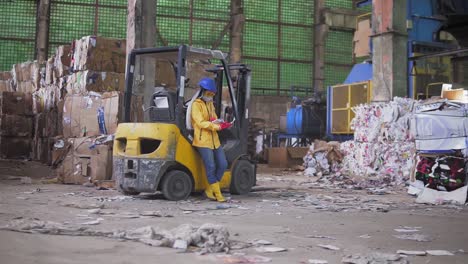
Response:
[198,78,217,93]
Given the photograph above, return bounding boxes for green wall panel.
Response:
[0,0,360,97]
[245,0,279,22]
[244,22,278,58]
[0,0,36,70]
[281,26,313,60]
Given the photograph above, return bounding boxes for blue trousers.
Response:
[197,147,228,184]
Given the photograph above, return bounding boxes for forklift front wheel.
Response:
[230,160,255,195]
[161,170,193,201]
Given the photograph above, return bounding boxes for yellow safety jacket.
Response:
[191,98,221,149]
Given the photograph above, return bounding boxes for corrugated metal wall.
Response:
[0,0,362,95]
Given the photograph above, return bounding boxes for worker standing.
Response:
[191,77,232,202]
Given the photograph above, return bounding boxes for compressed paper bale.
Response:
[65,71,125,95]
[45,56,56,85]
[0,71,12,80]
[72,36,126,73]
[0,114,33,137]
[0,137,32,159]
[62,92,120,137]
[0,92,33,116]
[54,45,71,78]
[11,61,40,91]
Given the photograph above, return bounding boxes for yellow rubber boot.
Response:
[204,184,216,201]
[210,182,226,202]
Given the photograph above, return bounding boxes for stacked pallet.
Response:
[0,92,34,159]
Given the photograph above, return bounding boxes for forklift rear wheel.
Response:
[161,170,193,201]
[230,160,255,195]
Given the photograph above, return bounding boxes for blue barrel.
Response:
[286,105,303,135]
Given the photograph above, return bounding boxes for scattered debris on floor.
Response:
[303,140,343,177]
[308,259,328,264]
[393,233,432,242]
[251,239,273,246]
[396,250,426,256]
[342,252,410,264]
[80,218,103,225]
[214,253,272,263]
[61,202,104,209]
[255,246,287,253]
[317,244,340,251]
[0,218,231,253]
[426,250,454,256]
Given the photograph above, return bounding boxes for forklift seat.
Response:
[185,89,202,131]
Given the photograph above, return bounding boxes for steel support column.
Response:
[313,0,328,99]
[229,0,244,84]
[371,0,407,102]
[126,0,157,118]
[35,0,51,63]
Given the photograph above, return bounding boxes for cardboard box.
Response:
[0,92,33,116]
[0,115,33,137]
[56,137,113,184]
[0,137,31,159]
[62,92,120,137]
[267,147,308,168]
[65,70,125,94]
[353,17,371,58]
[72,36,126,73]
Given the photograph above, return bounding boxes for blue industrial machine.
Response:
[326,0,468,140]
[277,88,323,147]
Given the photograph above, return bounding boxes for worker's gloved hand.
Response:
[209,117,216,122]
[219,122,232,130]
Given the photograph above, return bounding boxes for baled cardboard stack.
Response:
[0,36,126,185]
[71,36,126,73]
[0,92,34,159]
[54,36,126,184]
[65,71,125,94]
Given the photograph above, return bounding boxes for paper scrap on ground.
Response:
[80,218,103,225]
[0,218,231,253]
[252,240,273,245]
[215,254,272,263]
[342,252,409,264]
[426,250,454,256]
[393,234,431,242]
[317,244,340,251]
[416,185,467,205]
[308,259,328,264]
[396,250,426,256]
[255,246,287,253]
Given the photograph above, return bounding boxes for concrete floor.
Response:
[0,161,467,264]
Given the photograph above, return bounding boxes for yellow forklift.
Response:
[113,45,256,201]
